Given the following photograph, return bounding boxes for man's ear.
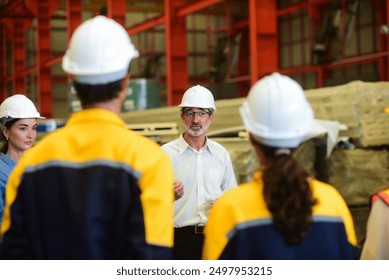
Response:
[248,134,260,152]
[121,73,131,90]
[180,111,185,122]
[117,74,130,103]
[119,74,131,98]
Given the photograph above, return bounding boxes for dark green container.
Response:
[122,78,161,112]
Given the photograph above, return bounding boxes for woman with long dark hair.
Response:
[203,73,358,260]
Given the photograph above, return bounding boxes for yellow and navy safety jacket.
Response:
[1,109,174,259]
[203,171,358,260]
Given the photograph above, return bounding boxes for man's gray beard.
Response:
[185,122,210,137]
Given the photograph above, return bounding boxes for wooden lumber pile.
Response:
[305,81,389,147]
[121,98,245,140]
[326,148,389,206]
[213,137,258,184]
[120,80,389,243]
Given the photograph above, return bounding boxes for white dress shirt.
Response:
[360,198,389,259]
[161,134,237,227]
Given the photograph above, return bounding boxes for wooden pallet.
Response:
[127,122,179,136]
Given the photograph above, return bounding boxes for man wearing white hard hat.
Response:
[0,94,44,227]
[203,73,358,260]
[1,16,174,259]
[161,85,237,260]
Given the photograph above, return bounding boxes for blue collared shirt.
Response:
[0,152,16,223]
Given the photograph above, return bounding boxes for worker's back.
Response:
[1,109,174,259]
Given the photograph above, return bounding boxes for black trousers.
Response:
[173,226,205,260]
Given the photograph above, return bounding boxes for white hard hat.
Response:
[62,15,139,84]
[0,94,45,124]
[240,72,313,148]
[178,85,217,111]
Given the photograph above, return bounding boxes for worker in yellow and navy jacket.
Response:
[0,16,174,259]
[202,73,358,260]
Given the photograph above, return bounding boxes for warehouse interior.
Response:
[1,0,389,251]
[1,0,388,117]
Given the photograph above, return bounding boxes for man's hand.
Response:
[174,180,184,200]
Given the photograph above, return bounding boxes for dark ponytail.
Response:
[258,142,317,245]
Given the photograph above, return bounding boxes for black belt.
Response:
[175,225,205,234]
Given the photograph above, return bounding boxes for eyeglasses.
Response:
[183,110,210,118]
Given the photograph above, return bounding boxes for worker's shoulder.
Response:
[310,178,339,194]
[310,178,346,204]
[160,138,179,148]
[207,138,229,152]
[121,127,160,146]
[309,179,353,216]
[115,129,169,161]
[219,180,259,203]
[160,138,180,154]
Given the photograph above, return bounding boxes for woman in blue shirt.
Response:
[0,94,44,224]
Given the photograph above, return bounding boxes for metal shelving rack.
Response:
[0,0,388,118]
